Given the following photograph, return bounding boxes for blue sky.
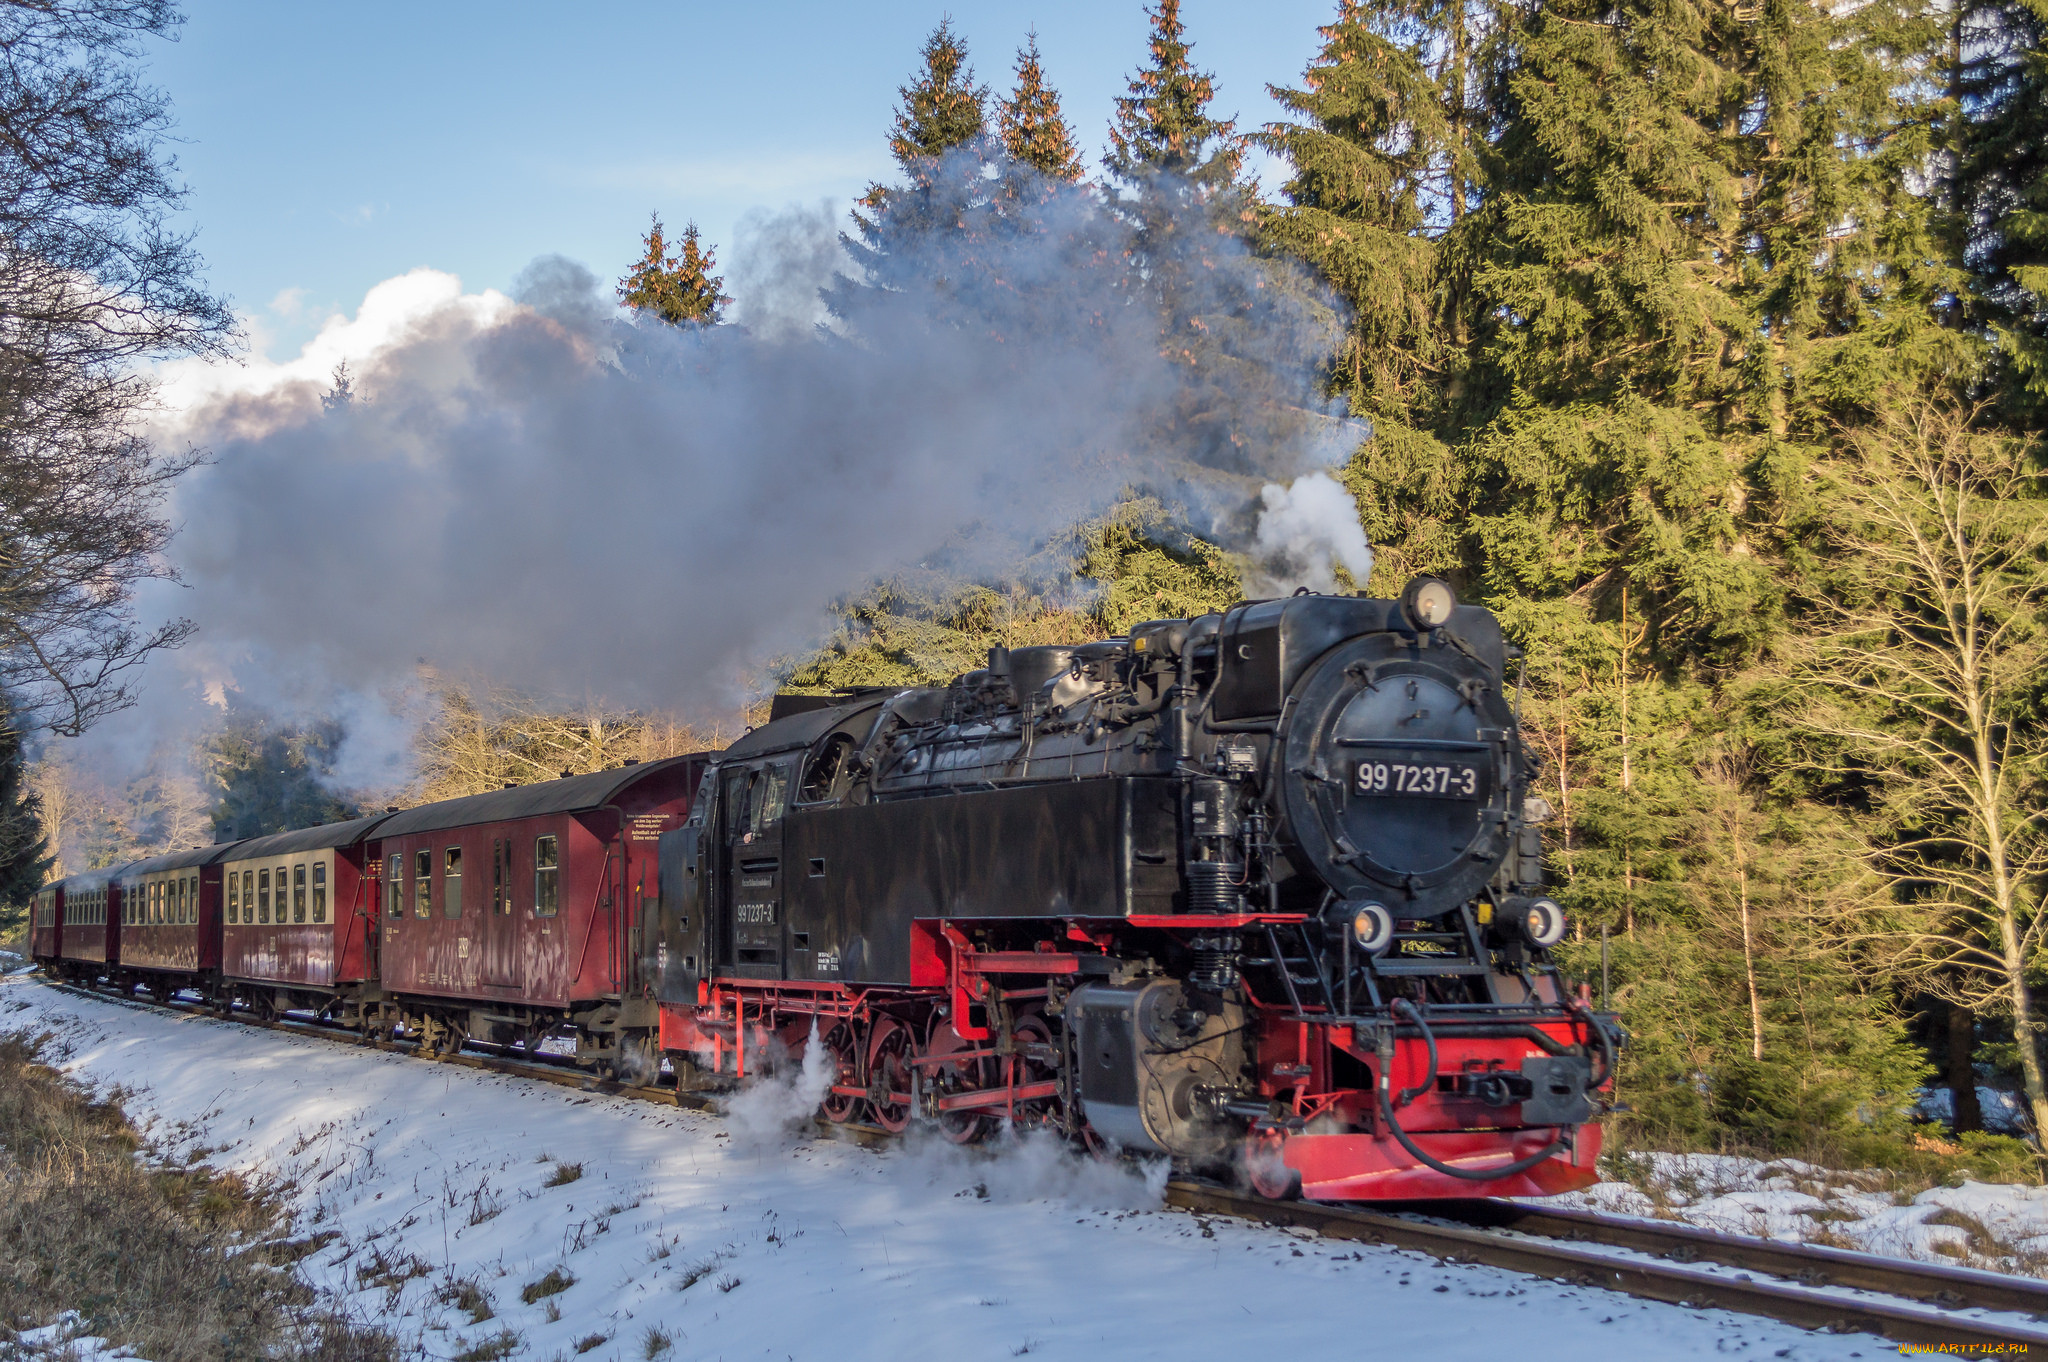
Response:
[150,1,1339,359]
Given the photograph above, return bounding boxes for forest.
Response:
[5,0,2047,1175]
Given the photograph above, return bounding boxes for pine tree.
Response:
[617,215,730,326]
[998,32,1084,183]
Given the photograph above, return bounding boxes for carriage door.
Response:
[482,837,522,988]
[720,760,791,979]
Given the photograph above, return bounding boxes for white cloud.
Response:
[154,267,520,424]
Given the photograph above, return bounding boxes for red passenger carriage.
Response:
[28,882,64,973]
[371,757,705,1070]
[53,876,118,981]
[218,816,386,1021]
[115,847,233,1001]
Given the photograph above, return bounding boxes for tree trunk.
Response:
[1946,998,1982,1134]
[1619,588,1634,939]
[1734,829,1763,1061]
[2002,916,2048,1159]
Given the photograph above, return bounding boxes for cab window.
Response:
[744,763,792,838]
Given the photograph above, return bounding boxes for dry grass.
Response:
[519,1268,574,1305]
[0,1028,399,1361]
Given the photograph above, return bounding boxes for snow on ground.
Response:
[1544,1152,2048,1273]
[0,977,1908,1362]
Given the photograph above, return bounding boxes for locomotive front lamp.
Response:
[1349,901,1395,955]
[1518,897,1567,949]
[1400,576,1458,631]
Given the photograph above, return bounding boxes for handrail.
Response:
[567,834,617,995]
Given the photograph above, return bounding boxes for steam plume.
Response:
[100,175,1366,787]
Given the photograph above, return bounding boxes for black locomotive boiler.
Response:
[656,578,1616,1198]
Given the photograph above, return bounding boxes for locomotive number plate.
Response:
[735,901,776,925]
[1353,759,1482,799]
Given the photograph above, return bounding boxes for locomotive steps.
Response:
[40,974,2044,1358]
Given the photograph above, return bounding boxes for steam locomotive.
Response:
[656,578,1617,1199]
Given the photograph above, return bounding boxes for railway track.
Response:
[1165,1181,2048,1355]
[32,975,2046,1355]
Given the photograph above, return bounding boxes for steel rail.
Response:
[1164,1181,2048,1356]
[1428,1197,2048,1318]
[34,978,2045,1352]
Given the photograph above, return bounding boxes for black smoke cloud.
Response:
[106,181,1361,788]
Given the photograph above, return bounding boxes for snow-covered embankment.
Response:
[1,976,1888,1362]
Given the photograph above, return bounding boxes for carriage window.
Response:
[312,862,327,924]
[443,847,462,918]
[287,865,302,923]
[533,835,558,917]
[227,872,239,924]
[491,838,506,915]
[257,868,270,924]
[242,870,253,923]
[383,859,397,916]
[177,877,188,925]
[415,848,431,917]
[188,876,198,924]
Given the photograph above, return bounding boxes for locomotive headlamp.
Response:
[1517,897,1567,949]
[1400,576,1458,631]
[1349,901,1395,955]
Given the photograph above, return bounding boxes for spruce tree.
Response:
[617,216,730,326]
[1956,0,2048,426]
[0,716,50,930]
[1730,0,1963,439]
[1104,0,1242,192]
[203,708,358,843]
[998,32,1084,183]
[832,19,993,315]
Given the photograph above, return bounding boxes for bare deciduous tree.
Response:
[0,1,235,736]
[1797,399,2048,1144]
[408,681,746,806]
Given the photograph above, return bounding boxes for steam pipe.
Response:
[1389,997,1437,1107]
[1375,1086,1568,1183]
[1374,996,1568,1179]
